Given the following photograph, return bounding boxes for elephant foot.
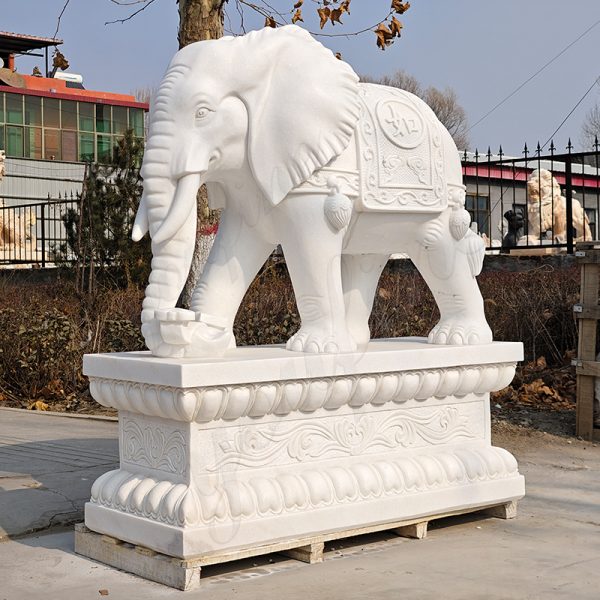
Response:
[286,325,357,354]
[428,318,492,346]
[142,308,234,358]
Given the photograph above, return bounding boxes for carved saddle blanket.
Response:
[296,83,448,213]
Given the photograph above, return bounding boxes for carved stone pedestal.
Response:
[78,338,525,586]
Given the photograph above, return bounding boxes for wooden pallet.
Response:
[573,242,600,441]
[75,501,517,591]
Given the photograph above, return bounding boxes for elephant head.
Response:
[133,25,360,326]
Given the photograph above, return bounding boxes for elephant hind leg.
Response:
[342,254,389,347]
[409,229,492,346]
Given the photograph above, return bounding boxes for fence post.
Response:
[565,140,574,254]
[40,203,46,268]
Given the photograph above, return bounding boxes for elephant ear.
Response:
[238,26,360,205]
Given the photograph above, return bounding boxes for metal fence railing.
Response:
[0,198,79,267]
[1,140,600,267]
[463,141,600,254]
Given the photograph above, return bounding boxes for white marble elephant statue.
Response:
[132,25,491,358]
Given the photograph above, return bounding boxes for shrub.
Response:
[0,258,580,410]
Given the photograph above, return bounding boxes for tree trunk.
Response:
[177,0,224,308]
[180,186,220,307]
[178,0,224,47]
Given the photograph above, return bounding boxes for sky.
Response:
[2,0,600,155]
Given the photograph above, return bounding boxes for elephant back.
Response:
[354,83,450,213]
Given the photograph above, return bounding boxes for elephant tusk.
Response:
[132,194,149,241]
[152,173,202,245]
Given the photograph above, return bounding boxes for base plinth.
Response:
[79,338,525,587]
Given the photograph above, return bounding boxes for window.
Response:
[79,103,94,132]
[96,104,111,134]
[96,134,113,162]
[43,98,60,129]
[61,130,77,162]
[6,125,24,156]
[465,194,490,237]
[61,100,77,130]
[1,93,146,162]
[130,108,144,137]
[6,94,23,124]
[44,129,61,160]
[112,105,128,135]
[24,96,42,126]
[79,132,94,161]
[25,127,42,159]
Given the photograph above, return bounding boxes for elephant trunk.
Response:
[141,216,196,323]
[134,163,201,323]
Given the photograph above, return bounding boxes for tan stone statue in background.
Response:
[0,201,37,254]
[526,168,592,243]
[0,151,38,262]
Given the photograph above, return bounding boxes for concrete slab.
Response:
[0,408,118,538]
[0,425,598,599]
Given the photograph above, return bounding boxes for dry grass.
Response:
[0,259,580,411]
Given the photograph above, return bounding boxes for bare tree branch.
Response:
[258,0,291,23]
[312,12,393,39]
[581,101,600,149]
[235,0,247,33]
[237,0,276,22]
[53,0,71,39]
[105,0,158,25]
[108,1,405,48]
[234,1,393,40]
[109,0,150,5]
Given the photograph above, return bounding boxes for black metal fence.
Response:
[1,140,600,267]
[0,197,79,267]
[463,140,600,253]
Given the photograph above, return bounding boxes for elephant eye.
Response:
[195,107,213,121]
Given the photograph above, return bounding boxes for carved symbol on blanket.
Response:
[381,155,405,180]
[380,155,429,186]
[377,100,425,149]
[407,157,428,185]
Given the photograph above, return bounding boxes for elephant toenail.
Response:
[449,333,464,345]
[468,333,480,344]
[324,342,339,353]
[289,339,304,352]
[306,341,321,353]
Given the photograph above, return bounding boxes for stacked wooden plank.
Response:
[573,242,600,440]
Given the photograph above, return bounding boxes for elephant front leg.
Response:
[149,210,274,357]
[279,194,356,354]
[410,215,492,345]
[189,211,274,333]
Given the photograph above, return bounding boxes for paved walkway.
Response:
[0,408,118,538]
[0,410,599,599]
